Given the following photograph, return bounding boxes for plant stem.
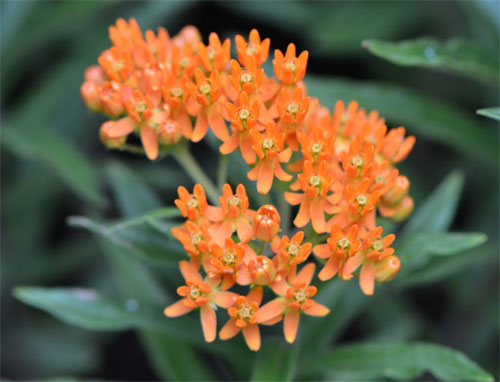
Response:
[171,142,219,205]
[121,144,146,155]
[217,154,229,190]
[258,240,267,255]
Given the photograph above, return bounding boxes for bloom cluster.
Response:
[81,19,416,351]
[165,183,329,351]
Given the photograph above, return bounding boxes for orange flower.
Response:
[164,260,238,342]
[252,205,281,242]
[206,184,254,244]
[343,227,396,295]
[285,160,337,233]
[235,29,270,68]
[162,74,193,139]
[174,184,209,221]
[340,139,375,179]
[382,127,415,163]
[99,81,125,116]
[273,43,308,85]
[271,231,312,276]
[257,263,329,343]
[313,224,361,281]
[208,238,246,290]
[196,32,231,72]
[248,122,292,194]
[221,91,263,164]
[185,68,228,142]
[81,81,102,111]
[99,121,127,148]
[171,221,212,257]
[248,255,277,286]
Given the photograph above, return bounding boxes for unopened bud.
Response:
[382,175,409,206]
[84,65,106,85]
[158,120,182,145]
[100,121,126,148]
[392,196,414,222]
[81,81,102,111]
[375,256,400,283]
[250,256,276,285]
[99,81,124,116]
[253,205,281,241]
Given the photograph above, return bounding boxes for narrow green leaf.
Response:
[362,38,499,83]
[13,287,137,331]
[403,171,464,235]
[251,339,297,382]
[1,126,103,206]
[477,107,500,121]
[105,161,162,218]
[307,342,494,381]
[306,77,499,164]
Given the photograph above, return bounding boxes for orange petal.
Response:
[163,299,194,317]
[283,310,300,343]
[211,291,237,308]
[200,304,216,342]
[296,262,316,286]
[219,318,240,340]
[192,111,209,142]
[208,107,229,141]
[360,260,375,295]
[107,117,136,138]
[179,260,202,281]
[275,163,292,181]
[205,206,225,222]
[260,314,283,326]
[270,278,289,296]
[243,324,261,351]
[140,123,158,160]
[303,302,330,316]
[343,251,364,277]
[236,218,253,243]
[318,257,338,281]
[213,219,235,245]
[313,244,331,259]
[247,286,263,305]
[256,159,274,194]
[219,133,239,155]
[284,192,304,206]
[256,297,287,323]
[293,197,311,227]
[310,198,326,233]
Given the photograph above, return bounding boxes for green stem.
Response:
[171,142,219,205]
[278,194,292,233]
[258,240,267,255]
[121,144,146,155]
[217,154,229,190]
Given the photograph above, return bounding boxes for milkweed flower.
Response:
[164,261,237,342]
[273,43,308,85]
[252,205,281,242]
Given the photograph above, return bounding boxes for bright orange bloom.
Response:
[285,160,337,233]
[248,122,292,194]
[235,29,270,68]
[313,224,361,281]
[162,74,193,139]
[174,184,209,221]
[206,184,254,244]
[382,127,416,163]
[164,261,237,342]
[252,205,281,242]
[171,221,212,258]
[221,91,265,164]
[196,32,231,72]
[343,227,396,295]
[271,231,312,276]
[99,81,125,116]
[185,68,228,142]
[208,238,245,290]
[257,263,329,343]
[99,121,127,148]
[225,59,264,100]
[273,43,308,85]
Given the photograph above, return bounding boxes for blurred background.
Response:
[1,1,498,380]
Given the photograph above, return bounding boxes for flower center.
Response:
[262,138,275,152]
[372,240,384,252]
[337,237,350,252]
[286,244,299,257]
[228,195,241,207]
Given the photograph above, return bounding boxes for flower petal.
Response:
[256,297,288,323]
[303,302,330,316]
[247,286,263,305]
[200,304,216,342]
[140,123,158,160]
[192,111,209,142]
[283,310,300,343]
[360,260,375,296]
[211,291,237,308]
[313,243,331,259]
[296,262,316,286]
[163,299,193,317]
[107,117,136,138]
[219,318,241,340]
[179,260,202,281]
[318,257,338,281]
[243,323,261,351]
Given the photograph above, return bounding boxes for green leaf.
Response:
[306,77,499,164]
[307,342,494,381]
[477,107,500,121]
[251,339,297,382]
[362,38,499,83]
[13,287,138,331]
[403,171,464,235]
[105,161,163,218]
[1,126,103,206]
[67,209,185,267]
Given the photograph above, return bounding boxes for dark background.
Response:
[1,1,499,380]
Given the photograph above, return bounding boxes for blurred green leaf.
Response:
[307,77,499,164]
[307,342,494,381]
[403,171,464,235]
[67,209,184,267]
[362,38,499,83]
[251,339,297,381]
[14,287,138,331]
[2,126,104,206]
[477,107,500,121]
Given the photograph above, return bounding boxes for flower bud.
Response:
[253,205,281,241]
[382,175,409,206]
[158,120,182,145]
[100,121,126,148]
[391,196,414,222]
[84,65,106,85]
[99,81,125,116]
[375,256,400,283]
[250,255,276,285]
[81,81,102,112]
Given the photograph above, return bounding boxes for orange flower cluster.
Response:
[165,184,329,351]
